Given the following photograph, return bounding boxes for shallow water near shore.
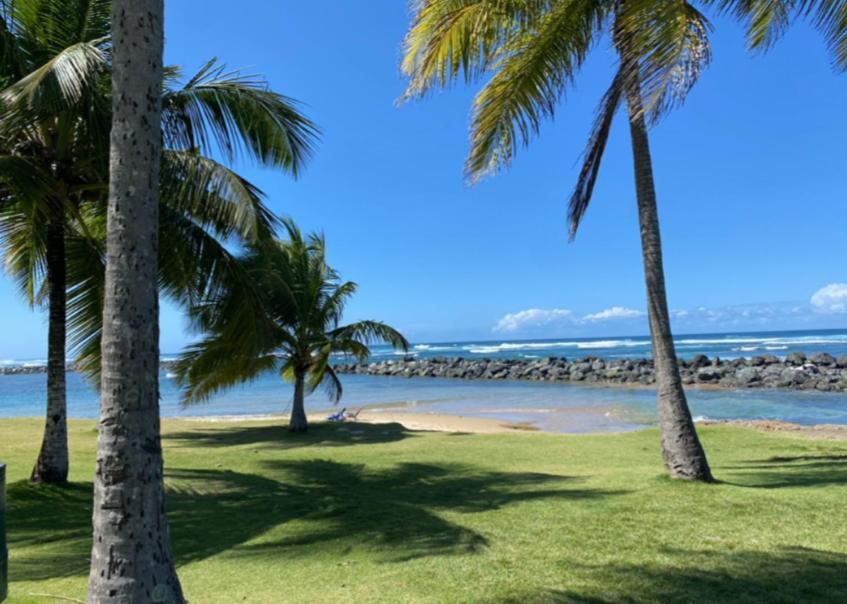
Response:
[1,370,846,433]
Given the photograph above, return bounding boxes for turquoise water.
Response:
[1,328,846,432]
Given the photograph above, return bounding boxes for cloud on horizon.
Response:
[493,283,847,335]
[494,306,643,333]
[811,283,847,314]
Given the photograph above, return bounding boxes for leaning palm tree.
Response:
[175,219,409,432]
[87,0,184,599]
[0,0,317,484]
[401,0,718,480]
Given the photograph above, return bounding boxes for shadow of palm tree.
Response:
[487,547,847,603]
[7,459,619,580]
[722,451,847,489]
[165,421,416,450]
[240,460,620,562]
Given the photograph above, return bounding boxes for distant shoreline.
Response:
[335,352,847,393]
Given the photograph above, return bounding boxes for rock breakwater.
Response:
[335,352,847,392]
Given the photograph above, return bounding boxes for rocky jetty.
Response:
[335,352,847,392]
[0,359,181,376]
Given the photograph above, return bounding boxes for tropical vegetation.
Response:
[0,0,317,484]
[175,219,409,432]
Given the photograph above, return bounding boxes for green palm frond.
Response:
[704,0,794,51]
[804,0,847,69]
[161,150,278,243]
[330,320,410,352]
[617,0,712,124]
[9,0,110,54]
[162,58,319,176]
[175,339,280,404]
[0,195,49,303]
[465,0,604,180]
[567,66,625,239]
[401,0,553,98]
[64,208,106,379]
[1,38,106,109]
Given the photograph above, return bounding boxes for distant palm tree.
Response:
[0,0,317,483]
[87,0,183,599]
[175,219,409,432]
[401,0,718,480]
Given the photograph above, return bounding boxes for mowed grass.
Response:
[2,418,847,603]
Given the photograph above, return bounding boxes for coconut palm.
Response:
[87,0,183,598]
[0,0,317,484]
[175,219,409,432]
[401,0,720,480]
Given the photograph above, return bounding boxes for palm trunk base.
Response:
[288,410,308,433]
[659,420,713,481]
[31,455,68,485]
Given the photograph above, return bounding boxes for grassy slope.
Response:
[2,418,847,603]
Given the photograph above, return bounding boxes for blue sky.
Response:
[1,2,846,358]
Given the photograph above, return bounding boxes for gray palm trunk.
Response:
[621,60,713,482]
[88,1,184,602]
[31,210,69,484]
[289,370,308,432]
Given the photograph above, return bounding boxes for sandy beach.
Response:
[177,408,847,439]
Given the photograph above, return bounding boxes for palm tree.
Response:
[0,0,317,484]
[175,219,409,432]
[87,0,184,599]
[401,0,719,480]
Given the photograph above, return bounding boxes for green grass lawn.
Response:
[2,418,847,603]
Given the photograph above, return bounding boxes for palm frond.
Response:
[162,58,319,176]
[401,0,553,98]
[1,37,107,109]
[64,208,106,380]
[330,320,410,352]
[616,0,712,124]
[0,195,49,304]
[161,150,278,243]
[175,339,279,404]
[804,0,847,69]
[567,66,625,239]
[465,0,604,180]
[703,0,794,51]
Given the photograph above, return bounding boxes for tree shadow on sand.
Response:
[489,547,847,603]
[7,459,619,581]
[165,421,417,451]
[721,451,847,489]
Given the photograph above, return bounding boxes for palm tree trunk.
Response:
[88,1,184,601]
[31,210,69,484]
[622,64,713,482]
[289,371,308,432]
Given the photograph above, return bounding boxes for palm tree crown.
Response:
[176,219,409,432]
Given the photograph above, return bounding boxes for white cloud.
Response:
[493,308,574,333]
[811,283,847,314]
[582,306,644,322]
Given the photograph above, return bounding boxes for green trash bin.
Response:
[1,463,6,602]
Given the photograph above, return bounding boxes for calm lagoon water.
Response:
[1,328,846,432]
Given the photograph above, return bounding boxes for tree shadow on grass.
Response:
[722,452,847,489]
[489,547,847,603]
[165,421,416,451]
[7,460,619,581]
[238,460,622,563]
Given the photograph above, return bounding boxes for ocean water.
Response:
[1,328,846,432]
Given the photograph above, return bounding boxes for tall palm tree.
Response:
[87,0,184,599]
[0,0,317,484]
[175,219,409,433]
[401,0,718,480]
